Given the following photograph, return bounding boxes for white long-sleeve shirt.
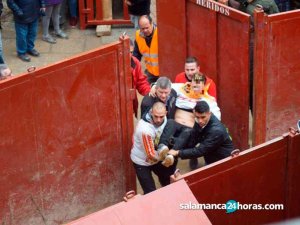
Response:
[131,118,167,166]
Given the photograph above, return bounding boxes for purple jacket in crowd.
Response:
[44,0,62,6]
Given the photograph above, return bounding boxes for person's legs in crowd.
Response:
[0,31,4,64]
[42,6,57,44]
[68,0,78,27]
[133,162,156,194]
[15,22,31,62]
[52,4,68,39]
[26,19,39,57]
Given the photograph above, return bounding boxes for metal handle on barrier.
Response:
[231,149,240,158]
[173,168,181,178]
[27,66,36,73]
[170,168,182,183]
[289,127,299,137]
[288,120,300,137]
[123,190,136,202]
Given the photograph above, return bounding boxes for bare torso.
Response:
[174,109,195,128]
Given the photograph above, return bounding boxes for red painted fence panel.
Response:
[253,10,300,145]
[67,180,212,225]
[0,39,134,225]
[157,0,251,150]
[177,133,300,224]
[65,132,300,225]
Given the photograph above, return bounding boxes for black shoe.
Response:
[18,54,31,62]
[189,158,199,170]
[27,49,40,57]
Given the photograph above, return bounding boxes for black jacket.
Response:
[128,0,151,16]
[7,0,45,24]
[0,1,3,16]
[179,114,234,164]
[141,88,177,119]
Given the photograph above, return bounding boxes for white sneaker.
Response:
[157,144,169,161]
[42,35,56,44]
[54,30,68,39]
[162,155,174,167]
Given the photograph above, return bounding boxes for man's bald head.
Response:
[138,15,154,37]
[151,102,167,127]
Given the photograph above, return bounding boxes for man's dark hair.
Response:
[194,101,210,113]
[185,56,199,66]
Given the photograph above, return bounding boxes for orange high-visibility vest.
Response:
[135,28,159,76]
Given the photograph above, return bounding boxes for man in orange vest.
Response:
[133,15,159,84]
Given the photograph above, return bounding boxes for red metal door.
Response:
[286,131,300,218]
[66,131,300,225]
[157,0,251,150]
[253,10,300,145]
[0,39,134,224]
[67,180,212,225]
[174,133,300,224]
[79,0,131,29]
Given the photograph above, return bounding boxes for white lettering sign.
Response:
[196,0,230,16]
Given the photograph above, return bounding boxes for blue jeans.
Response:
[15,20,38,55]
[68,0,78,17]
[0,31,4,64]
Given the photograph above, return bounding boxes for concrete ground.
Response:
[1,14,135,75]
[1,0,158,76]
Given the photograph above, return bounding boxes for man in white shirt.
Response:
[131,102,175,194]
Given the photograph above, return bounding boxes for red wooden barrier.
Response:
[157,0,251,150]
[65,132,300,225]
[0,39,134,224]
[79,0,131,29]
[286,131,300,218]
[253,9,300,145]
[66,180,212,225]
[178,133,300,224]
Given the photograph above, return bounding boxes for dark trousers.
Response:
[133,161,177,194]
[159,119,199,170]
[15,20,38,55]
[159,119,192,149]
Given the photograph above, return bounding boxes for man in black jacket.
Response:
[141,76,177,120]
[7,0,45,62]
[168,101,234,165]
